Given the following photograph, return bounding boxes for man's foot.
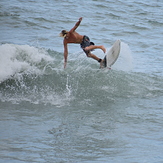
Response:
[100,59,105,68]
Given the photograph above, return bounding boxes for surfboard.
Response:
[102,40,121,68]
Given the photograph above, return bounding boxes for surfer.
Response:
[60,17,106,68]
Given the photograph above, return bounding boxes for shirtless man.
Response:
[60,17,106,68]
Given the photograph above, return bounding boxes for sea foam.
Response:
[0,44,53,83]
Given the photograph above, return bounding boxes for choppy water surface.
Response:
[0,0,163,162]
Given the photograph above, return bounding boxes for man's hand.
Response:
[64,61,67,69]
[79,17,82,21]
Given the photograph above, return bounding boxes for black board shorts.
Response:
[80,35,95,56]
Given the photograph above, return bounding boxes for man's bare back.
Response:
[64,31,83,44]
[60,17,106,68]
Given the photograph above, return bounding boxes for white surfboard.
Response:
[103,40,121,68]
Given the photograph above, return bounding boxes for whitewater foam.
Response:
[0,44,54,83]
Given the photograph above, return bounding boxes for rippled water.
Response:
[0,0,163,162]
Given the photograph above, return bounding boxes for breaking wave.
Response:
[0,43,162,106]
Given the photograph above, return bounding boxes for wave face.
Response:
[0,43,162,106]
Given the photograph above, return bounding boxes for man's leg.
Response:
[85,45,106,53]
[87,52,101,61]
[87,52,105,68]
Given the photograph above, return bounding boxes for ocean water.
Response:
[0,0,163,162]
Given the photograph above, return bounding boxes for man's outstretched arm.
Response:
[63,41,68,69]
[70,17,82,32]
